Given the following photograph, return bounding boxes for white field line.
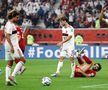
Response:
[81,84,108,88]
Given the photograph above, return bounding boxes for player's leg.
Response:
[70,56,75,78]
[82,55,92,64]
[15,58,26,75]
[80,55,93,72]
[9,46,26,84]
[17,65,26,75]
[5,61,14,86]
[51,56,65,77]
[15,49,25,64]
[5,51,14,86]
[76,50,84,65]
[77,57,84,65]
[15,58,20,63]
[11,50,26,76]
[51,48,65,77]
[68,49,76,78]
[15,49,26,75]
[56,56,64,74]
[77,48,93,72]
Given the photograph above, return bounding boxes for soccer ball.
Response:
[42,77,51,86]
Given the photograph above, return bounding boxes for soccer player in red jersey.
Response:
[75,48,101,77]
[15,25,26,74]
[16,25,25,53]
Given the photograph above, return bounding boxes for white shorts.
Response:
[5,44,24,61]
[60,45,74,57]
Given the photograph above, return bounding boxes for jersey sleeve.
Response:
[5,24,13,34]
[67,27,74,36]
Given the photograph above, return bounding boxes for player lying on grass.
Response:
[75,48,102,77]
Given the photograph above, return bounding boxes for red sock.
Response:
[77,57,84,65]
[15,58,20,64]
[82,55,92,64]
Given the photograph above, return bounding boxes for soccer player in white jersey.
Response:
[5,10,26,86]
[99,6,108,24]
[51,16,75,78]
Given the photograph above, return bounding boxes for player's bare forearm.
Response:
[78,69,90,77]
[57,35,72,46]
[62,35,72,44]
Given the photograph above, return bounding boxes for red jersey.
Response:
[86,69,96,77]
[75,65,96,77]
[16,26,25,52]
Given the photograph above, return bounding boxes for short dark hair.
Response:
[7,10,19,19]
[94,63,102,72]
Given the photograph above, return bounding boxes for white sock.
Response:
[71,62,75,77]
[12,61,24,77]
[56,61,63,74]
[17,66,25,74]
[5,66,11,82]
[20,66,25,72]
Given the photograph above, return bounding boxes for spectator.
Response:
[27,33,34,45]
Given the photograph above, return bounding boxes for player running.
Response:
[51,16,75,78]
[75,48,101,77]
[5,10,26,86]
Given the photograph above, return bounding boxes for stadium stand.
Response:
[0,0,108,29]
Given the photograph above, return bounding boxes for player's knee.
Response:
[20,57,26,63]
[59,56,64,62]
[7,60,13,66]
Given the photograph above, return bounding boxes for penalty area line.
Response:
[81,84,108,88]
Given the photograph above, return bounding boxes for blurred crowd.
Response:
[0,0,108,29]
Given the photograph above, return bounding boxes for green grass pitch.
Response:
[0,59,108,90]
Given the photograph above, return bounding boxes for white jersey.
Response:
[5,21,24,60]
[5,21,19,45]
[60,25,75,57]
[62,25,74,49]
